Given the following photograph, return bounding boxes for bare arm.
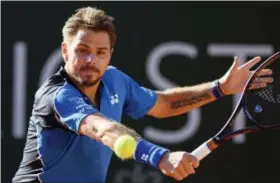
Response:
[147,56,273,118]
[147,82,217,118]
[78,114,200,181]
[78,113,141,150]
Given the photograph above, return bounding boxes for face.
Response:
[62,29,113,87]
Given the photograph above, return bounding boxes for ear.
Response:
[109,48,114,63]
[105,48,114,65]
[61,42,69,63]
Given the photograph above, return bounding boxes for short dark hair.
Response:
[62,7,116,48]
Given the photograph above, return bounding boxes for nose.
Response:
[86,54,95,63]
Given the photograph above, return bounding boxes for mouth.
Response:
[80,66,100,75]
[81,69,95,75]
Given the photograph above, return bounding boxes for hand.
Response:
[159,151,199,181]
[218,56,273,95]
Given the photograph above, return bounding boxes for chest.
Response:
[84,85,125,122]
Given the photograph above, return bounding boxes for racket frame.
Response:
[191,52,280,161]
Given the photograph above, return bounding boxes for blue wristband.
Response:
[133,139,169,169]
[211,80,224,99]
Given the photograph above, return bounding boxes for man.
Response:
[12,6,273,183]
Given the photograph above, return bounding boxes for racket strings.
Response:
[245,59,280,127]
[254,84,280,126]
[257,85,278,103]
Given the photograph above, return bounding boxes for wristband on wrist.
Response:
[211,80,225,99]
[133,139,169,169]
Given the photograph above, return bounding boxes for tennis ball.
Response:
[114,135,137,160]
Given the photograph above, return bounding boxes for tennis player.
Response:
[12,6,273,183]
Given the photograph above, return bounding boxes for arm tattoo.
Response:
[113,122,142,140]
[171,92,211,109]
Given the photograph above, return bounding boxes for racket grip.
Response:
[191,141,212,161]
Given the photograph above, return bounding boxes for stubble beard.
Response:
[81,76,101,87]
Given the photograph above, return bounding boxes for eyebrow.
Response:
[77,43,109,50]
[77,43,91,48]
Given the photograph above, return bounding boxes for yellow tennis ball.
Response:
[114,135,137,160]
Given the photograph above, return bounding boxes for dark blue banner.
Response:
[2,2,280,183]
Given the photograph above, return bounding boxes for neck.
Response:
[75,80,100,106]
[80,83,100,105]
[65,68,100,105]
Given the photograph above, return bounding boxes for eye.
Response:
[80,49,88,53]
[97,51,106,56]
[76,48,89,54]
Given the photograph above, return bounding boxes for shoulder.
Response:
[35,71,82,106]
[35,68,66,99]
[53,82,88,115]
[103,65,132,83]
[32,72,68,116]
[55,82,83,103]
[34,74,64,103]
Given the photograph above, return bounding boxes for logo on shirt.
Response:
[110,94,119,105]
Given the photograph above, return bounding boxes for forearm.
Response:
[78,113,141,150]
[157,82,221,117]
[78,113,169,166]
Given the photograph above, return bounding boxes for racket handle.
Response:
[191,142,211,160]
[191,139,218,161]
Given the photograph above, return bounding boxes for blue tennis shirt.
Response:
[12,66,157,183]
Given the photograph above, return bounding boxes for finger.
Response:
[182,161,195,175]
[241,56,262,69]
[177,163,189,178]
[230,56,239,70]
[249,82,267,90]
[253,77,274,83]
[249,77,273,90]
[182,158,195,175]
[160,163,174,177]
[185,153,200,168]
[256,69,273,76]
[171,171,183,181]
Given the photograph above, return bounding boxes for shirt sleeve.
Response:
[123,74,157,119]
[53,87,98,133]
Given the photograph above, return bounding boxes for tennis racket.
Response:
[191,51,280,161]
